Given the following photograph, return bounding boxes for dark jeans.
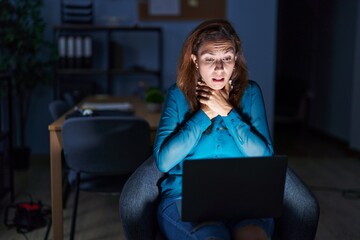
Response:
[158,197,274,240]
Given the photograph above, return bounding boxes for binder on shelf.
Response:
[75,36,83,68]
[83,35,92,68]
[66,35,75,69]
[58,35,67,68]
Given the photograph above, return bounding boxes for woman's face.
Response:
[191,40,236,90]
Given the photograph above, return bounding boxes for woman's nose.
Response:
[214,59,224,70]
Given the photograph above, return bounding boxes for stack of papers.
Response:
[81,102,133,111]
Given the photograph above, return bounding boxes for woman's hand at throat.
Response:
[196,81,233,119]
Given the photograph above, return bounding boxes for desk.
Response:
[48,95,160,240]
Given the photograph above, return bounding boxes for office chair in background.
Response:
[48,99,69,121]
[62,116,151,240]
[63,92,76,107]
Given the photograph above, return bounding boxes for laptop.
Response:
[180,155,288,222]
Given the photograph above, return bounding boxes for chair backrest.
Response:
[63,92,76,106]
[62,116,151,175]
[49,99,69,120]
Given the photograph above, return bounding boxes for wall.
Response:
[26,0,278,154]
[228,1,278,138]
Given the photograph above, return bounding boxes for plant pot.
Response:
[146,103,162,113]
[12,146,31,170]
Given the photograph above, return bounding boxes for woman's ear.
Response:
[191,54,197,65]
[191,54,199,69]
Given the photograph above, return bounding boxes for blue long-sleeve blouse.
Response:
[154,80,274,198]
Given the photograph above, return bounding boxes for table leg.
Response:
[50,130,63,240]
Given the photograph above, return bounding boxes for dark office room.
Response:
[1,0,360,239]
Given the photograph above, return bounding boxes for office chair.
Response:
[48,99,69,121]
[63,92,76,107]
[119,155,320,240]
[62,116,151,240]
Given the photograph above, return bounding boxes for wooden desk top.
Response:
[48,95,161,131]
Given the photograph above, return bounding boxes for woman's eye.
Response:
[205,58,214,63]
[223,56,233,62]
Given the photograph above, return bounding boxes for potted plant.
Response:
[144,87,164,113]
[0,0,54,169]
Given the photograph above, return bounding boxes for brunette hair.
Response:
[177,19,248,112]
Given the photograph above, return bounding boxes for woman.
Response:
[154,19,274,240]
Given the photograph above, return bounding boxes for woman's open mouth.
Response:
[212,77,224,82]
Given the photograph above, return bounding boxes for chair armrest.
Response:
[275,168,320,240]
[119,155,165,240]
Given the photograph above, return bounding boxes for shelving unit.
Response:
[53,24,163,99]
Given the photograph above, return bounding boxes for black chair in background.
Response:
[49,99,69,121]
[62,116,151,240]
[63,92,76,107]
[120,155,320,240]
